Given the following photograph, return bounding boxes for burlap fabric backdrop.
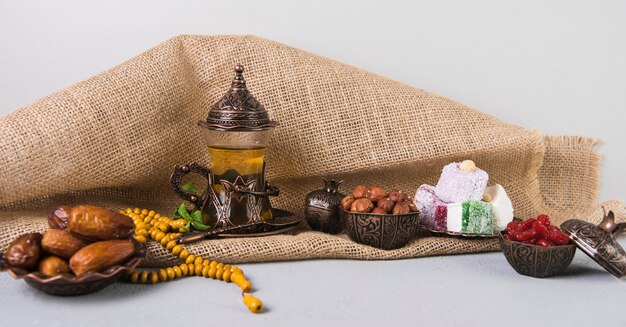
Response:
[0,35,623,266]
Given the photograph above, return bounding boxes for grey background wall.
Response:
[1,0,624,203]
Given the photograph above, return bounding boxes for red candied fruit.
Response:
[519,218,536,232]
[532,220,549,239]
[507,221,520,234]
[536,239,551,247]
[548,231,570,246]
[503,214,570,247]
[537,214,551,226]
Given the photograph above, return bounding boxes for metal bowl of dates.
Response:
[340,209,419,250]
[0,242,146,296]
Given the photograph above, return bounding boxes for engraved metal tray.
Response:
[423,227,500,238]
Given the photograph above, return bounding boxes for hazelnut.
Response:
[392,202,411,214]
[387,190,401,202]
[397,192,410,202]
[351,198,374,213]
[377,197,395,214]
[371,208,387,215]
[482,193,493,202]
[367,185,386,202]
[460,160,477,173]
[340,195,355,211]
[352,185,369,199]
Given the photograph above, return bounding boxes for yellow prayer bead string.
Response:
[120,207,261,313]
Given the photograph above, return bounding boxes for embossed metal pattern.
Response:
[499,233,575,278]
[304,178,344,234]
[341,209,419,250]
[561,219,626,278]
[0,242,146,296]
[304,206,343,234]
[170,162,280,230]
[198,65,278,130]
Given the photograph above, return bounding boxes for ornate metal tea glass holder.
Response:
[170,162,279,229]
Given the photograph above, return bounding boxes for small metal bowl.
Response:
[340,209,419,250]
[499,232,576,278]
[0,242,146,296]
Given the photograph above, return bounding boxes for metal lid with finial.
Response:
[561,208,626,278]
[198,64,278,131]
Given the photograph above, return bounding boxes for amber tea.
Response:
[207,146,273,226]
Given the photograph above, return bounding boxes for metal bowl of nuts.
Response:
[339,185,419,250]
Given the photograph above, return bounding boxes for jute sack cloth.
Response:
[0,35,623,266]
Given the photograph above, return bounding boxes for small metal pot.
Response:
[304,178,344,234]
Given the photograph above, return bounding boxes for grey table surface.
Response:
[1,239,624,327]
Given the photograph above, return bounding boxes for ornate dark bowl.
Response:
[499,232,576,278]
[0,242,146,296]
[341,209,419,250]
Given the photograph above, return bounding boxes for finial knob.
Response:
[234,64,244,74]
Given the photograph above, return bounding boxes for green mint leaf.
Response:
[176,203,193,221]
[191,220,210,231]
[191,210,203,223]
[181,182,197,194]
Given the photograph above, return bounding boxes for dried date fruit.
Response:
[351,198,374,213]
[69,240,135,275]
[38,256,69,277]
[376,197,395,214]
[68,205,135,241]
[352,185,369,199]
[340,195,355,211]
[48,206,72,230]
[5,233,42,269]
[41,229,87,259]
[366,185,386,202]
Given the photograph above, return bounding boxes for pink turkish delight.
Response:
[434,162,488,203]
[433,205,448,231]
[413,184,446,229]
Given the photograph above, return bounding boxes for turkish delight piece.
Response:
[461,200,494,234]
[443,203,463,233]
[435,161,489,203]
[414,184,445,229]
[483,184,514,232]
[433,205,447,231]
